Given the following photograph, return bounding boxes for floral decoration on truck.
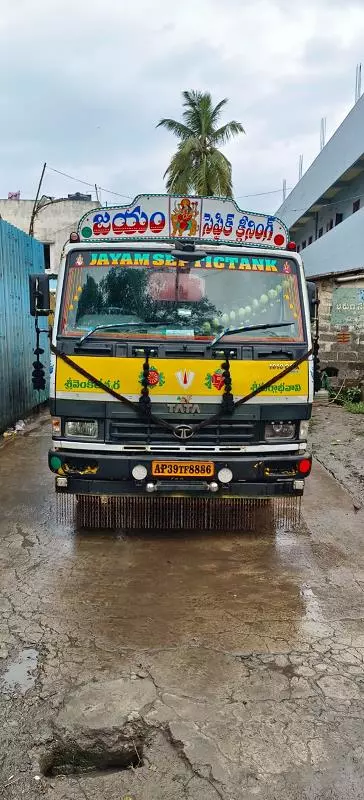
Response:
[205,369,225,391]
[138,365,165,388]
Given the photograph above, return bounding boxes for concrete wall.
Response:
[295,171,364,252]
[275,95,364,283]
[316,275,364,384]
[0,199,98,274]
[299,206,364,278]
[276,94,364,229]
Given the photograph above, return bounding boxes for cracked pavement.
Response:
[1,418,364,798]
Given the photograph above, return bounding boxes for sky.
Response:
[1,0,364,213]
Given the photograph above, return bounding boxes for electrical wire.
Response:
[286,192,364,217]
[235,188,292,199]
[46,165,132,200]
[237,188,364,216]
[46,166,293,205]
[45,164,364,218]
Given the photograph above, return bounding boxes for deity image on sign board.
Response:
[170,198,199,237]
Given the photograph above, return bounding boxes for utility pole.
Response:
[298,154,303,181]
[282,179,287,203]
[355,63,362,103]
[29,162,47,237]
[320,117,326,151]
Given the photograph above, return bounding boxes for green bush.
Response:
[328,386,362,406]
[343,386,362,403]
[320,372,362,406]
[343,401,364,414]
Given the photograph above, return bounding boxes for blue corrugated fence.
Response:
[0,219,48,432]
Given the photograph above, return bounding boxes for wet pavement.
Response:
[1,419,364,799]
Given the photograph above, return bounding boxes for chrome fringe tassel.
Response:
[56,494,301,532]
[56,492,76,526]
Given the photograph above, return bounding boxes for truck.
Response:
[30,194,316,530]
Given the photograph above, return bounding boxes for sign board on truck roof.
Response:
[78,194,288,249]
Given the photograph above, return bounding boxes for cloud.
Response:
[0,0,363,213]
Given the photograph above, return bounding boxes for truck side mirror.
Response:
[29,273,50,317]
[306,281,317,322]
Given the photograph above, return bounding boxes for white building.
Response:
[276,93,364,278]
[0,194,98,274]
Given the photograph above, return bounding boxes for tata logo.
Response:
[167,396,200,414]
[173,424,195,440]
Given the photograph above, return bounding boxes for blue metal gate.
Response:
[0,219,47,432]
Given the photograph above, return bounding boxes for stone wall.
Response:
[315,275,364,385]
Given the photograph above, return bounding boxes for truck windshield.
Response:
[59,249,304,343]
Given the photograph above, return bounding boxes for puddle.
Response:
[1,648,38,692]
[42,743,144,776]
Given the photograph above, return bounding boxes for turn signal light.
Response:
[69,232,80,242]
[297,458,312,475]
[51,417,61,435]
[287,241,297,251]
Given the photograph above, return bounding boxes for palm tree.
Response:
[157,90,245,197]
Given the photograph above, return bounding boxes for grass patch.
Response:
[343,401,364,415]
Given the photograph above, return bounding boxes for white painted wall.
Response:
[294,171,364,253]
[276,93,364,229]
[0,199,98,273]
[301,206,364,278]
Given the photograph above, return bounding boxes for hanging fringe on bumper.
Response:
[57,494,301,532]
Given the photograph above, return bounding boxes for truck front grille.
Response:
[107,417,260,452]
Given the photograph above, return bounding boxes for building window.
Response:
[297,244,300,252]
[43,243,51,270]
[335,213,343,226]
[353,199,360,213]
[302,240,306,249]
[318,227,323,238]
[308,236,313,245]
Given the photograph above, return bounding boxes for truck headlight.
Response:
[65,420,98,438]
[265,421,295,441]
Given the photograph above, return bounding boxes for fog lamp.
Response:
[218,467,233,484]
[132,464,147,480]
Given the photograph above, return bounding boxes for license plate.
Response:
[151,460,214,478]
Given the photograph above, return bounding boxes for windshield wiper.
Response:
[210,322,294,347]
[78,322,168,345]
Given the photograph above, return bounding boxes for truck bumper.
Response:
[49,448,311,498]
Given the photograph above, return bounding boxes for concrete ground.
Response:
[1,417,364,799]
[309,403,364,507]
